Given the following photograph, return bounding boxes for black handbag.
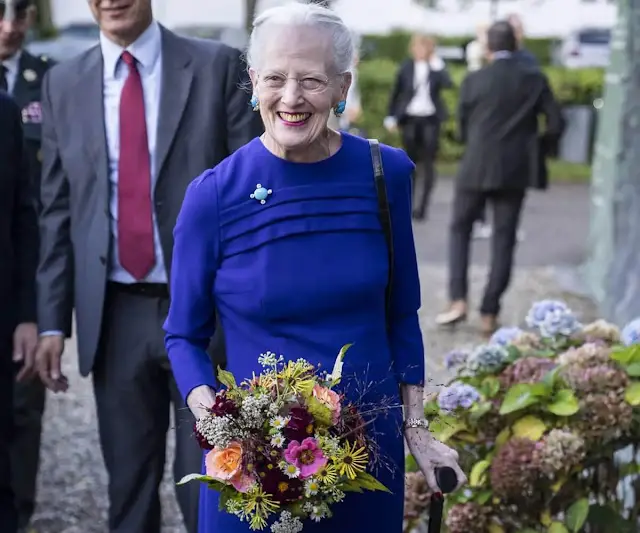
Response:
[368,138,394,326]
[369,139,459,532]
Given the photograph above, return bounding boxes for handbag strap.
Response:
[368,139,394,328]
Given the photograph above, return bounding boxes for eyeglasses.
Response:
[260,74,331,93]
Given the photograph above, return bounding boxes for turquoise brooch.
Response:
[250,183,273,204]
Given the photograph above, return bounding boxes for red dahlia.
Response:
[210,391,240,417]
[283,406,315,442]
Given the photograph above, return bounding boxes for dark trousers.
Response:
[92,284,202,533]
[10,378,45,529]
[0,337,18,533]
[401,115,440,218]
[448,188,525,315]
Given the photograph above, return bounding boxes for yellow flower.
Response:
[242,487,279,530]
[315,463,338,485]
[336,441,368,480]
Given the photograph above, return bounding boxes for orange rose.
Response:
[205,441,254,493]
[312,384,341,424]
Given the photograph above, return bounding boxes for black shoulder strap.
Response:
[368,139,394,328]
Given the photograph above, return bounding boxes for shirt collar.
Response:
[1,50,22,76]
[100,20,161,78]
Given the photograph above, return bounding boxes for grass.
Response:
[436,159,592,184]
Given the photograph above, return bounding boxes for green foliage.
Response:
[360,31,558,66]
[406,312,640,532]
[356,59,604,165]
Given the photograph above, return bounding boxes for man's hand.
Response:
[35,334,68,392]
[13,322,38,382]
[383,116,398,133]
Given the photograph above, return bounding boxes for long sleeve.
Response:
[8,97,38,325]
[383,148,425,386]
[164,169,220,401]
[37,70,74,335]
[457,74,471,144]
[387,61,406,118]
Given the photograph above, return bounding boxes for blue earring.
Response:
[250,94,259,111]
[333,99,346,117]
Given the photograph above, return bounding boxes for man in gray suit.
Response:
[34,1,262,532]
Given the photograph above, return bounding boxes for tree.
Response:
[33,0,56,38]
[245,0,259,33]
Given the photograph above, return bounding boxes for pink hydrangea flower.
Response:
[284,437,327,479]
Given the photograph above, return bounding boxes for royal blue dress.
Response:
[164,132,425,533]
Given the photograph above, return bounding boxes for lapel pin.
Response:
[23,69,37,82]
[250,183,272,204]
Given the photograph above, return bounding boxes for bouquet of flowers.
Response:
[179,346,390,532]
[404,301,640,533]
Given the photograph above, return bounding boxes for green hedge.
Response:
[360,31,559,66]
[356,59,605,162]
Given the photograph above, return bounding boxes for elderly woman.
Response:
[164,4,465,532]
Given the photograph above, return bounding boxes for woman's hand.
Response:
[404,427,467,493]
[186,384,216,420]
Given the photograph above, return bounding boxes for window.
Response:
[578,29,611,45]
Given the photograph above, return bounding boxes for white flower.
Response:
[240,394,270,429]
[270,511,304,533]
[281,462,300,479]
[259,351,283,367]
[271,433,285,448]
[304,479,320,497]
[270,415,290,430]
[309,503,329,522]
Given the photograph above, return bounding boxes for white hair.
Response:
[246,2,356,74]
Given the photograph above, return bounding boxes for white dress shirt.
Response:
[1,50,22,94]
[406,60,436,117]
[100,21,167,284]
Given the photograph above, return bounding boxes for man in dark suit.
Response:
[473,14,539,241]
[385,33,453,220]
[506,13,539,68]
[435,21,563,335]
[0,90,39,533]
[34,1,262,532]
[0,1,54,528]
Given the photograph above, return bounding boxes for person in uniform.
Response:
[0,1,53,530]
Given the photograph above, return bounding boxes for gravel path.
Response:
[30,265,597,533]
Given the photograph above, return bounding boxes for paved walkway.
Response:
[30,183,597,533]
[413,179,590,267]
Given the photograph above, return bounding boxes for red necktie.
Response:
[117,51,155,280]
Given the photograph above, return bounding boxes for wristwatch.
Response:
[403,417,430,430]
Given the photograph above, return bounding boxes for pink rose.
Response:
[205,441,255,493]
[312,384,341,424]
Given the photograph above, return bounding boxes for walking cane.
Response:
[427,467,458,533]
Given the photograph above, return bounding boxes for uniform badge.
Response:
[21,101,42,124]
[23,69,37,82]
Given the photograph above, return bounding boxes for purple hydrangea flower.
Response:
[621,318,640,346]
[526,300,581,338]
[437,382,480,411]
[489,327,523,347]
[444,349,469,370]
[466,344,508,374]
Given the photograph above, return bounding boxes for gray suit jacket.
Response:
[38,26,263,376]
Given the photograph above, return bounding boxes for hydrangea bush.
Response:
[404,301,640,533]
